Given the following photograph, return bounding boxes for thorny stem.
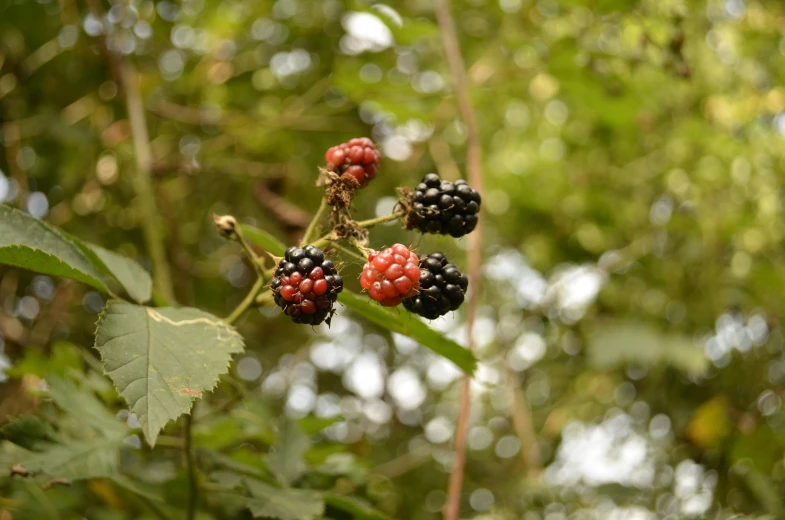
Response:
[301,197,329,246]
[121,61,175,304]
[184,409,198,520]
[435,0,485,517]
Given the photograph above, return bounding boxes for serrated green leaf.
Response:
[94,301,245,446]
[80,242,152,304]
[339,290,477,374]
[241,224,287,256]
[244,478,324,520]
[267,417,310,486]
[0,415,54,451]
[322,493,391,520]
[0,204,107,292]
[18,438,121,480]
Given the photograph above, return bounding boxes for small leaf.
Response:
[80,243,152,303]
[19,438,121,480]
[244,478,324,520]
[267,418,310,486]
[46,376,127,439]
[0,205,106,292]
[241,224,287,256]
[322,493,391,520]
[94,301,245,446]
[339,291,476,374]
[0,416,54,451]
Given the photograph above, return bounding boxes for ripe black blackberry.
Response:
[271,245,343,325]
[407,173,481,238]
[402,252,468,319]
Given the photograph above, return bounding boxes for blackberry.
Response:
[402,252,468,319]
[325,137,381,187]
[361,244,421,307]
[407,173,481,238]
[271,245,343,325]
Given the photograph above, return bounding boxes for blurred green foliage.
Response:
[2,0,785,518]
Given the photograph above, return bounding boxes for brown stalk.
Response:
[434,1,484,519]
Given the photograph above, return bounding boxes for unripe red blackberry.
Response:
[360,243,421,307]
[407,173,481,238]
[403,252,468,319]
[271,245,343,325]
[325,137,381,187]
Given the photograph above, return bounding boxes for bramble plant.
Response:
[0,138,480,519]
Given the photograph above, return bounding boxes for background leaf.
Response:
[241,224,287,256]
[339,290,476,374]
[18,438,122,480]
[587,323,708,377]
[267,417,310,486]
[243,478,325,520]
[79,243,153,304]
[0,205,107,292]
[94,301,245,446]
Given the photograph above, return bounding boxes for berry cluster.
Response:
[408,173,481,238]
[325,137,381,187]
[403,253,468,319]
[271,245,343,325]
[361,244,421,307]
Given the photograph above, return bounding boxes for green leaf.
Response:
[0,416,54,451]
[18,438,121,480]
[243,478,325,520]
[267,417,310,486]
[322,493,391,520]
[94,301,245,446]
[587,323,708,377]
[241,224,287,256]
[0,204,107,292]
[339,290,477,374]
[46,376,127,439]
[79,242,153,303]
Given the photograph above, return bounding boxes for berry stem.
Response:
[357,211,405,229]
[301,197,329,246]
[327,240,367,263]
[225,276,265,325]
[308,211,405,251]
[235,225,266,280]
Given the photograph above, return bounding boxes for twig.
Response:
[301,198,328,246]
[506,369,542,476]
[121,62,175,303]
[434,0,484,518]
[184,410,198,520]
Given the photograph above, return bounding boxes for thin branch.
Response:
[121,62,175,303]
[434,0,484,518]
[225,277,265,325]
[301,198,329,246]
[357,211,405,229]
[506,369,542,476]
[184,411,198,520]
